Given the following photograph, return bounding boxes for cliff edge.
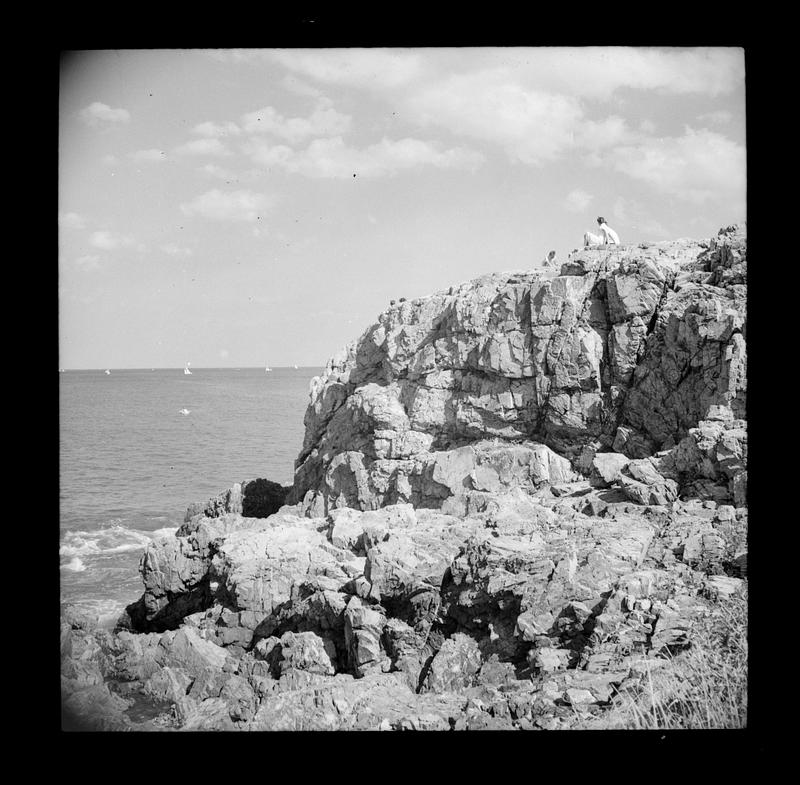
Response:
[61,225,748,731]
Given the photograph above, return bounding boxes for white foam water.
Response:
[59,523,179,562]
[60,367,318,613]
[61,556,87,572]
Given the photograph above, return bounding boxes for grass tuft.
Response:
[576,584,747,730]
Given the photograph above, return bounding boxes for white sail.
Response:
[184,361,192,375]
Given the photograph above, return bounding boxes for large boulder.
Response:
[291,226,746,512]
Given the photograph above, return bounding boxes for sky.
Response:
[58,47,746,370]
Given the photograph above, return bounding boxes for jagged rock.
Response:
[591,453,630,486]
[291,226,746,516]
[344,596,389,677]
[422,633,482,693]
[183,478,290,523]
[69,225,748,731]
[617,459,679,506]
[266,630,338,677]
[155,626,229,678]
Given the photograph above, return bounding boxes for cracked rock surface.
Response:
[62,224,747,731]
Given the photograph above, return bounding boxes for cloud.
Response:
[180,189,274,222]
[89,230,134,250]
[130,148,167,162]
[173,138,232,157]
[696,110,734,125]
[79,102,131,127]
[59,212,86,229]
[74,254,101,270]
[281,74,325,99]
[563,189,594,213]
[245,136,484,178]
[199,163,235,179]
[193,120,242,138]
[267,48,743,108]
[268,49,425,89]
[532,47,745,99]
[241,103,352,143]
[606,126,746,206]
[160,243,193,257]
[574,116,641,149]
[256,49,742,170]
[406,70,583,165]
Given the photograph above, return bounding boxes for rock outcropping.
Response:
[62,225,747,731]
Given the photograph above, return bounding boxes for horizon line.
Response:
[58,365,326,372]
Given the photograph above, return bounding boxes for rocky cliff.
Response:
[61,225,748,731]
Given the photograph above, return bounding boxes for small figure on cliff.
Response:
[584,216,620,247]
[542,250,557,267]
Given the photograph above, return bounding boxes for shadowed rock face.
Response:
[290,224,746,515]
[63,225,748,731]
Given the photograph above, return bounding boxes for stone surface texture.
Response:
[62,225,748,731]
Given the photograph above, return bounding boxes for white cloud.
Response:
[474,47,745,100]
[268,49,425,89]
[696,110,733,125]
[130,148,167,162]
[59,212,86,229]
[245,136,484,178]
[240,103,352,143]
[173,138,232,157]
[79,102,131,127]
[160,243,193,257]
[193,120,242,138]
[406,70,583,165]
[267,48,743,114]
[199,163,235,179]
[89,230,134,250]
[75,254,101,270]
[574,116,641,149]
[607,126,746,206]
[563,189,594,213]
[180,189,274,222]
[281,74,325,99]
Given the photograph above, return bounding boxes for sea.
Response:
[59,366,322,627]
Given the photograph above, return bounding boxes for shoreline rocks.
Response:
[62,224,748,731]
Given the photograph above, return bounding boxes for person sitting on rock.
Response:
[542,250,557,267]
[584,216,620,247]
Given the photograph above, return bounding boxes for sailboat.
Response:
[104,369,111,375]
[293,364,298,370]
[265,363,272,372]
[184,362,192,375]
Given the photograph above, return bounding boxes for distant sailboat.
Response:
[104,369,111,375]
[184,362,192,375]
[265,363,272,372]
[179,408,191,416]
[293,364,298,370]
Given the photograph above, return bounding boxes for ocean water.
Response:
[59,367,321,625]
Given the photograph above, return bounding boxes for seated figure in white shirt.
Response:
[584,216,620,247]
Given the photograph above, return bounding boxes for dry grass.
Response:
[577,584,748,730]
